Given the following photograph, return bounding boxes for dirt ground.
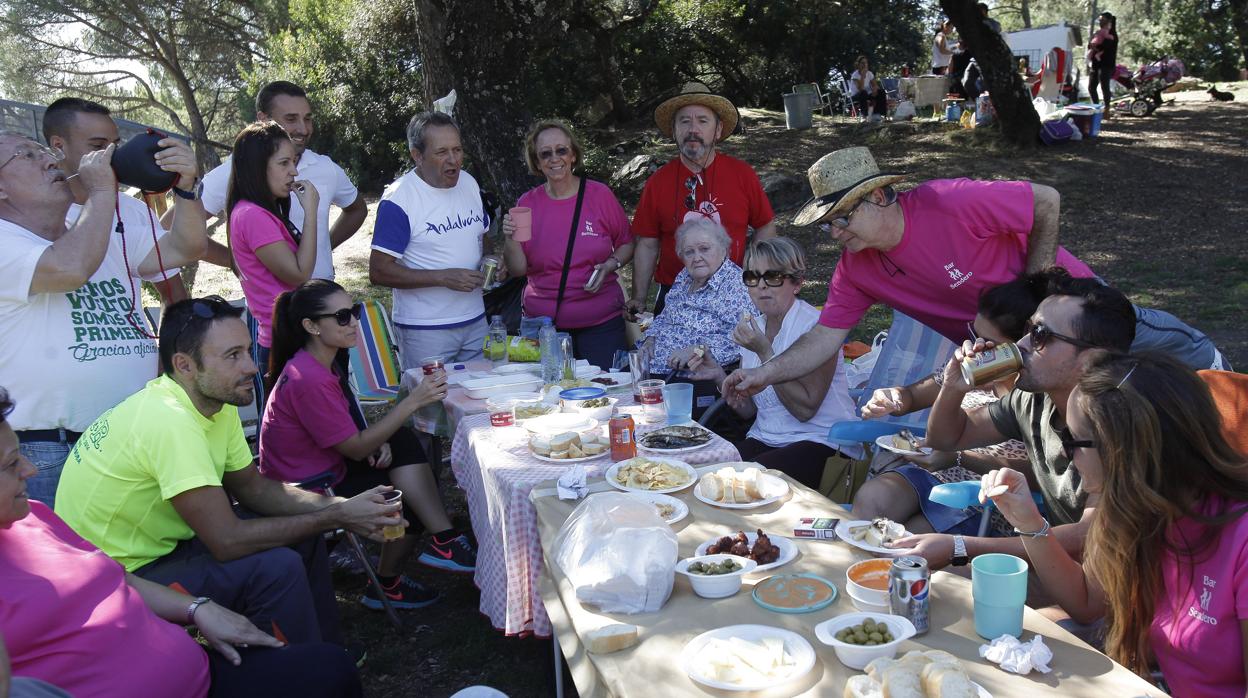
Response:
[187,83,1248,697]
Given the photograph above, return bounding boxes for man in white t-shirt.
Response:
[0,103,208,507]
[369,111,496,365]
[198,81,366,281]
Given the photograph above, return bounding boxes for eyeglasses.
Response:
[819,187,897,231]
[310,303,363,327]
[1059,428,1097,461]
[165,296,233,352]
[538,145,571,161]
[684,174,703,210]
[1026,322,1098,351]
[742,270,798,287]
[677,243,717,259]
[0,143,65,173]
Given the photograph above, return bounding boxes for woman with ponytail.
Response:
[983,352,1248,695]
[259,280,478,611]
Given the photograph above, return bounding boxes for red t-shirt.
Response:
[0,502,211,698]
[817,179,1095,342]
[631,153,775,285]
[259,348,360,485]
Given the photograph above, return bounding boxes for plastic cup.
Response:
[381,489,406,541]
[486,398,516,427]
[420,356,445,376]
[972,553,1029,638]
[636,378,666,424]
[510,207,532,242]
[663,383,693,424]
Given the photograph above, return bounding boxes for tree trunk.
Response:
[595,31,633,123]
[1020,0,1031,28]
[1229,0,1248,71]
[414,0,567,205]
[942,0,1040,148]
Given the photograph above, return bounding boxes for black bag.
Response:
[484,277,525,334]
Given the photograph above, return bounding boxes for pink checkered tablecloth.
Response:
[450,407,740,637]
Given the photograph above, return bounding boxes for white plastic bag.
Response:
[893,100,916,120]
[554,492,678,614]
[845,331,887,390]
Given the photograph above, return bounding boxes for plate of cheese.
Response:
[836,518,916,555]
[693,463,790,509]
[529,430,610,463]
[679,624,815,692]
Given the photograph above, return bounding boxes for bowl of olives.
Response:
[674,554,758,598]
[813,613,917,669]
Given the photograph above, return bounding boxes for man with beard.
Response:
[55,298,399,647]
[882,276,1136,571]
[627,83,776,317]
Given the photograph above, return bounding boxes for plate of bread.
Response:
[528,430,610,462]
[694,463,790,509]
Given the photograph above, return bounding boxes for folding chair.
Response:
[236,300,263,441]
[792,82,832,115]
[832,75,859,117]
[349,299,402,404]
[295,471,403,630]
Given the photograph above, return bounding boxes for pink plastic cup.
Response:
[510,207,532,242]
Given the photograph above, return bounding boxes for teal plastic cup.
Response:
[972,553,1028,639]
[663,383,694,424]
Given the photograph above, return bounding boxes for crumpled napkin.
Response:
[557,465,588,500]
[978,634,1053,674]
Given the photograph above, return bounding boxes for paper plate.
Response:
[835,519,916,556]
[624,491,689,524]
[693,464,790,509]
[605,456,697,494]
[752,573,838,614]
[679,624,815,692]
[874,434,933,457]
[695,531,797,573]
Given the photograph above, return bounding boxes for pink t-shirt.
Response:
[818,179,1095,342]
[518,179,632,329]
[1149,497,1248,698]
[0,502,210,698]
[230,199,298,346]
[259,348,359,485]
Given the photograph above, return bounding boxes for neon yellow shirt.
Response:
[55,374,254,571]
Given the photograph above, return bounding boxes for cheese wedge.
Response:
[585,623,638,654]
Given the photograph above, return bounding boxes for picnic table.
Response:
[448,394,741,637]
[530,465,1163,697]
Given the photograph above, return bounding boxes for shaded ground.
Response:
[186,83,1247,697]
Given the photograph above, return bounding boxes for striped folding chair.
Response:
[349,299,402,404]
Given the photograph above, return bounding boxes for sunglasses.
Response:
[166,296,233,351]
[684,173,703,210]
[742,270,798,287]
[310,303,363,327]
[1059,428,1097,461]
[538,145,572,161]
[818,187,898,231]
[1027,322,1098,351]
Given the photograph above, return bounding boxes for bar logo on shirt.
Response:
[945,261,974,290]
[425,209,485,235]
[1187,575,1219,625]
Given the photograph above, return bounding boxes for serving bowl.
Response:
[674,554,758,598]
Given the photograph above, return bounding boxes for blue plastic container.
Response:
[559,387,607,401]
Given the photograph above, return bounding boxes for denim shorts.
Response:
[19,438,73,509]
[893,465,986,536]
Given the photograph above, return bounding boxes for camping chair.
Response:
[349,299,402,404]
[792,82,833,115]
[1200,370,1248,457]
[295,471,403,630]
[236,300,263,441]
[881,78,902,117]
[831,75,859,117]
[1030,47,1067,103]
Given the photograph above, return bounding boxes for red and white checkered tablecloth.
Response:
[450,409,740,637]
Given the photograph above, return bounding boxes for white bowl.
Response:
[846,591,891,615]
[561,396,618,421]
[845,558,892,608]
[814,612,917,670]
[674,554,758,598]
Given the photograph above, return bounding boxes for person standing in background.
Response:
[1087,12,1119,117]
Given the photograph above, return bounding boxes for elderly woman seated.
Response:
[685,237,863,488]
[642,218,754,415]
[0,388,362,698]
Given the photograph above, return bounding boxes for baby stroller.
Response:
[1110,58,1185,117]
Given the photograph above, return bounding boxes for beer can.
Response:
[480,255,500,290]
[889,556,930,635]
[586,263,608,290]
[960,342,1023,387]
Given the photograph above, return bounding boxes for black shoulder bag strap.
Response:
[552,176,589,325]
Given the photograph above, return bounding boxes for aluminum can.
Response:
[960,342,1023,387]
[480,255,500,290]
[889,556,930,635]
[609,412,637,461]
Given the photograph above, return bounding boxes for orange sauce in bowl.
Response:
[847,558,892,591]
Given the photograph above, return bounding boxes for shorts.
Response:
[892,465,987,536]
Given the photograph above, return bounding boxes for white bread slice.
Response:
[585,623,638,654]
[920,661,977,698]
[731,477,749,503]
[549,431,578,451]
[879,664,924,698]
[742,468,764,500]
[844,675,883,698]
[549,450,570,460]
[567,443,585,458]
[701,473,726,502]
[582,442,605,455]
[530,435,553,456]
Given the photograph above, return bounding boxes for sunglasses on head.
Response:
[684,173,703,210]
[310,303,363,327]
[1059,427,1097,461]
[166,296,233,350]
[742,270,798,287]
[538,145,571,161]
[1026,322,1098,351]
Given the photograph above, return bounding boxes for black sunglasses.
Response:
[1027,322,1098,351]
[310,303,363,327]
[742,270,799,287]
[166,296,233,350]
[1059,428,1097,461]
[684,174,702,211]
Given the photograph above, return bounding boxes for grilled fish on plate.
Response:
[640,425,713,449]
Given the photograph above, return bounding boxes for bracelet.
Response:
[1014,518,1051,538]
[186,596,211,625]
[955,451,963,468]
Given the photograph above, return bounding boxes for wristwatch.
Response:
[951,534,969,567]
[173,177,202,201]
[1014,517,1052,538]
[186,595,211,625]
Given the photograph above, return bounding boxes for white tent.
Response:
[1006,23,1083,74]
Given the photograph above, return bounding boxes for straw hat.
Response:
[792,147,907,227]
[654,83,739,141]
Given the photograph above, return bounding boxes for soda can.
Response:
[889,556,930,635]
[609,412,637,461]
[960,342,1023,387]
[479,255,500,290]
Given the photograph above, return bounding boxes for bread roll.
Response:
[585,623,638,654]
[844,675,883,698]
[864,657,897,679]
[879,663,925,698]
[731,477,749,503]
[567,443,584,458]
[743,467,764,500]
[531,435,552,456]
[920,661,978,698]
[701,473,726,502]
[550,450,569,460]
[549,431,578,451]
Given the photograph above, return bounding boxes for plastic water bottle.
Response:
[487,315,508,367]
[539,321,560,384]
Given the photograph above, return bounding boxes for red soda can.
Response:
[609,412,636,461]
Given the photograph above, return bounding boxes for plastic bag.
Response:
[893,100,916,120]
[554,492,678,614]
[845,331,887,390]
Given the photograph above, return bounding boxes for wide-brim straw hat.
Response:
[792,147,908,227]
[654,82,740,141]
